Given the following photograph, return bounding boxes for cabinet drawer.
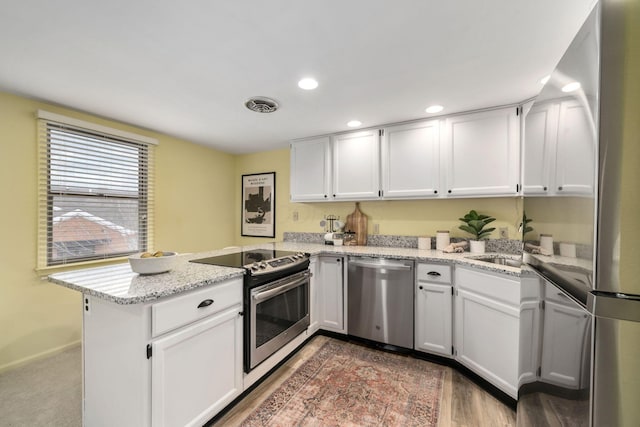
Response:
[417,263,452,284]
[151,278,242,337]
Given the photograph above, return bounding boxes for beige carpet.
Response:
[0,345,81,427]
[239,339,446,427]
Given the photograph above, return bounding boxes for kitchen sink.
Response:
[469,256,522,268]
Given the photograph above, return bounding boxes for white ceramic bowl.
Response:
[128,251,178,275]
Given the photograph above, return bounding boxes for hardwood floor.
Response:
[212,335,516,427]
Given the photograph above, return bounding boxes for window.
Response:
[37,111,156,268]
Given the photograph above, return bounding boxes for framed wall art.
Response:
[241,172,275,237]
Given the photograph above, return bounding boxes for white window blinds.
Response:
[37,111,155,268]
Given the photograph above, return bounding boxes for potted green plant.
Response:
[459,210,496,254]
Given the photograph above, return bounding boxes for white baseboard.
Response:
[0,340,81,375]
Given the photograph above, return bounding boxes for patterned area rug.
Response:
[240,339,445,427]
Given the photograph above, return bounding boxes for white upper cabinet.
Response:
[332,129,381,200]
[554,99,595,195]
[290,136,331,201]
[443,107,520,197]
[381,120,440,199]
[523,103,559,195]
[522,99,595,196]
[289,104,523,202]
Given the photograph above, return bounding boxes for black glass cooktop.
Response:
[190,249,300,268]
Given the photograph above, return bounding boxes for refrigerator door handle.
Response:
[588,291,640,322]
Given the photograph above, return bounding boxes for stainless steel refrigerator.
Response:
[519,0,640,425]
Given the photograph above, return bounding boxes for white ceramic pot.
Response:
[469,240,486,254]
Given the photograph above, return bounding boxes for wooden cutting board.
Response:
[345,202,368,246]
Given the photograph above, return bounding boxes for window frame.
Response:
[37,110,156,269]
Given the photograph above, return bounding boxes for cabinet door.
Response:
[151,305,243,427]
[332,130,380,200]
[554,99,596,195]
[308,257,320,334]
[522,103,559,195]
[381,120,440,198]
[540,300,590,389]
[290,136,331,201]
[455,289,519,398]
[415,282,452,356]
[518,276,543,387]
[518,299,542,386]
[318,256,345,333]
[444,107,520,197]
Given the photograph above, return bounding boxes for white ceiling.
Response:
[0,0,595,154]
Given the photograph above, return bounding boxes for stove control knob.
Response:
[251,263,259,271]
[297,252,305,258]
[259,262,268,269]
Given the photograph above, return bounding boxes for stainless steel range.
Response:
[191,249,310,372]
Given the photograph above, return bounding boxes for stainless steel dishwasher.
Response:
[348,257,414,349]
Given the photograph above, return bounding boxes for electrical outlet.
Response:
[373,223,380,234]
[499,227,508,239]
[292,211,299,221]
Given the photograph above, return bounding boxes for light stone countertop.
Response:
[49,242,532,305]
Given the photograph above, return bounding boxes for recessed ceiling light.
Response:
[298,78,318,90]
[425,105,444,114]
[561,81,581,93]
[540,75,551,85]
[347,120,362,128]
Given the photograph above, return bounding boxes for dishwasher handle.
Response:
[349,259,413,271]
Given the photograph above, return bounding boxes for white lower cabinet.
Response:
[415,263,452,356]
[82,277,243,427]
[539,295,590,389]
[151,306,243,427]
[454,266,520,399]
[308,257,321,334]
[317,256,346,333]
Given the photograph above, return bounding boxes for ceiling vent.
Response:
[245,97,279,113]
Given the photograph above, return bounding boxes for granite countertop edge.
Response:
[49,242,534,305]
[48,269,246,305]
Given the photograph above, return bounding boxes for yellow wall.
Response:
[522,196,594,244]
[0,91,237,371]
[235,148,524,244]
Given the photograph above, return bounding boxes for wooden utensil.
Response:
[345,202,368,246]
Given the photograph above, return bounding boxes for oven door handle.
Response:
[252,274,308,302]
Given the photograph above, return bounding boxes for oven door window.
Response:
[255,283,308,348]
